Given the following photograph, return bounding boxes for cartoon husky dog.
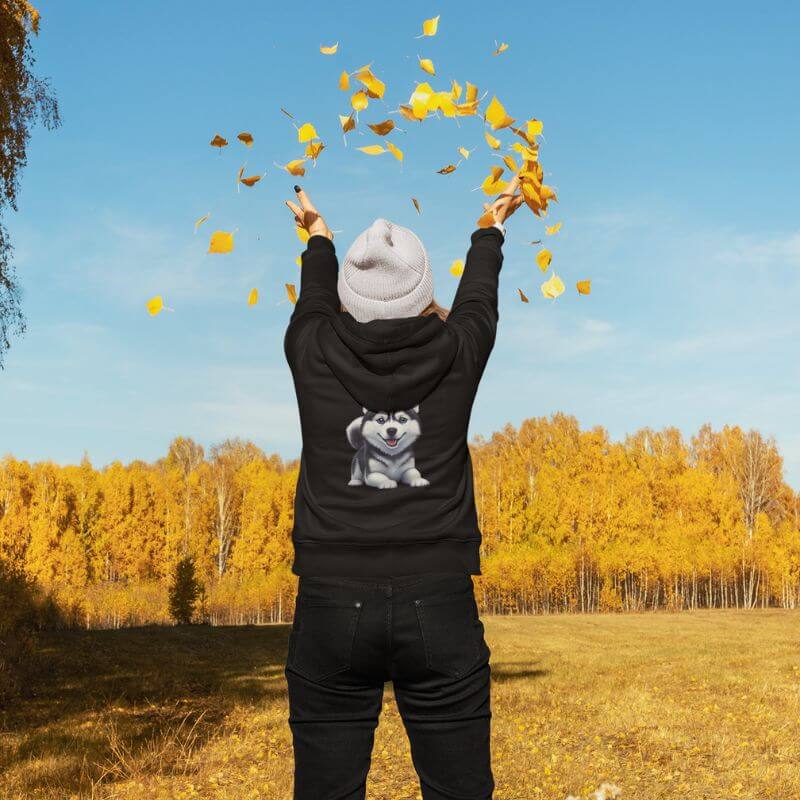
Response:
[346,407,430,489]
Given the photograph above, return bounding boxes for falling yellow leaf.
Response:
[536,249,553,272]
[286,283,298,304]
[511,141,539,161]
[358,144,386,155]
[458,146,471,160]
[398,104,418,122]
[146,295,164,316]
[420,14,440,36]
[577,280,591,295]
[512,118,543,146]
[283,159,307,176]
[208,230,235,254]
[522,183,543,216]
[368,119,395,136]
[409,82,434,119]
[546,222,562,235]
[354,66,386,98]
[351,90,369,111]
[412,197,421,214]
[502,154,519,172]
[541,272,565,299]
[240,173,263,187]
[527,160,545,183]
[320,42,338,55]
[418,57,436,76]
[338,70,350,90]
[305,141,325,160]
[481,166,508,195]
[540,184,557,203]
[194,212,210,232]
[518,288,529,303]
[210,134,228,149]
[465,82,478,103]
[296,226,310,244]
[456,100,479,116]
[430,91,456,117]
[437,164,457,174]
[449,259,464,277]
[484,130,501,149]
[297,122,318,142]
[386,140,403,162]
[247,287,259,306]
[528,118,544,138]
[237,132,254,147]
[493,42,509,56]
[485,96,515,130]
[477,209,495,228]
[295,255,302,267]
[451,79,462,100]
[339,113,356,133]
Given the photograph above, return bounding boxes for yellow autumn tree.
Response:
[0,417,798,628]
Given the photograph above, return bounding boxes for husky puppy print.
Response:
[346,407,430,489]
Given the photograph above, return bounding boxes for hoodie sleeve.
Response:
[447,226,504,369]
[284,235,339,366]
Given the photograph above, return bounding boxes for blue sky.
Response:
[2,1,800,486]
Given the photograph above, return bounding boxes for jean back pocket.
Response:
[415,589,484,678]
[288,598,363,682]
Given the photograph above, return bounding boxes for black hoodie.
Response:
[284,226,504,577]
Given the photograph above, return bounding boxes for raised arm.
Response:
[448,177,523,368]
[284,186,339,365]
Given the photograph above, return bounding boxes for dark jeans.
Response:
[285,572,494,800]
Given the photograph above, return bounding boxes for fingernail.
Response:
[294,185,301,193]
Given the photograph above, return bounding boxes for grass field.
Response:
[1,610,798,800]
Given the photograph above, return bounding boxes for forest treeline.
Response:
[1,415,799,633]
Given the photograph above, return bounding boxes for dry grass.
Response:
[1,610,798,799]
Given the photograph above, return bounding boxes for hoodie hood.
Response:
[318,311,459,412]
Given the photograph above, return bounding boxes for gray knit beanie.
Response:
[338,218,434,323]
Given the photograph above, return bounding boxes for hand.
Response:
[483,175,523,225]
[285,185,333,241]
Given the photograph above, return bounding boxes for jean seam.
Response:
[386,595,392,670]
[299,573,468,590]
[414,601,433,671]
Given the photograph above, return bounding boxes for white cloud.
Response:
[497,310,619,361]
[582,318,614,335]
[17,212,275,309]
[714,231,800,270]
[661,319,798,357]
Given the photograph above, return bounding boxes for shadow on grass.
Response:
[491,661,549,683]
[0,624,292,796]
[0,627,551,797]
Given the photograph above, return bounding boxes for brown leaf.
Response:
[368,119,396,136]
[398,105,419,122]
